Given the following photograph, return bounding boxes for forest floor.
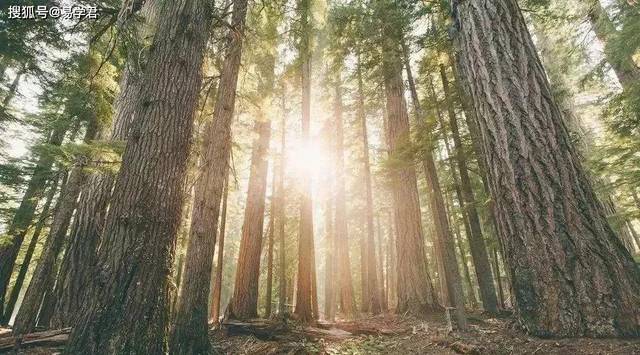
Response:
[211,312,640,355]
[2,312,640,354]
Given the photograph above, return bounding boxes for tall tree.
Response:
[209,174,229,323]
[355,61,381,315]
[439,64,498,314]
[294,0,318,322]
[51,1,159,328]
[277,90,288,317]
[0,123,67,318]
[229,119,271,319]
[64,0,211,352]
[0,176,60,324]
[452,0,640,337]
[333,78,357,316]
[170,0,248,352]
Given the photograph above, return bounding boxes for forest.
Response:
[0,0,639,354]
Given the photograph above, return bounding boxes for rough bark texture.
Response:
[333,81,356,317]
[50,1,159,329]
[169,0,247,352]
[356,63,381,315]
[63,0,210,352]
[230,119,271,319]
[294,0,317,323]
[382,46,438,316]
[277,97,287,316]
[0,125,66,318]
[440,65,498,314]
[265,180,276,317]
[1,178,59,324]
[13,167,86,334]
[210,176,229,323]
[452,0,640,337]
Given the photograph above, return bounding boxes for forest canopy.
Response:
[0,0,639,354]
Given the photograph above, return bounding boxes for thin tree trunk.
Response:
[491,247,505,309]
[210,174,229,323]
[170,0,248,352]
[230,119,271,319]
[265,208,275,317]
[323,182,336,321]
[375,215,387,311]
[1,177,60,324]
[277,92,287,317]
[294,0,317,323]
[453,0,640,336]
[2,66,24,108]
[0,125,66,318]
[64,0,210,352]
[356,61,381,315]
[334,79,356,317]
[587,0,640,92]
[439,64,498,314]
[402,44,465,327]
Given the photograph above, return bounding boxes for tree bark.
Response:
[452,0,640,337]
[0,177,59,325]
[209,174,229,323]
[277,92,287,317]
[230,119,271,319]
[50,1,159,329]
[333,79,357,317]
[356,61,381,315]
[64,0,210,352]
[439,64,498,314]
[294,0,317,323]
[0,124,66,318]
[169,0,247,352]
[382,42,438,316]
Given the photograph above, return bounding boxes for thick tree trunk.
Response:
[209,174,229,323]
[169,0,247,352]
[439,65,498,314]
[452,0,640,337]
[294,0,317,323]
[1,178,59,325]
[0,125,66,318]
[333,80,357,317]
[50,1,159,329]
[64,0,210,352]
[382,46,438,316]
[230,119,271,319]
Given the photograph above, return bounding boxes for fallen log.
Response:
[221,319,288,340]
[0,328,70,351]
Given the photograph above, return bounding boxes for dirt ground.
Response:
[2,312,639,354]
[210,313,640,355]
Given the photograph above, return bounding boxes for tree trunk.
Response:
[265,209,275,317]
[356,62,381,315]
[587,0,640,92]
[277,92,287,317]
[375,215,388,311]
[439,64,498,314]
[50,1,159,329]
[210,174,229,323]
[230,119,271,319]
[452,0,640,337]
[1,178,59,325]
[323,186,336,321]
[64,0,210,352]
[333,79,357,317]
[0,125,66,318]
[294,0,317,323]
[13,167,85,334]
[169,0,248,352]
[382,44,438,316]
